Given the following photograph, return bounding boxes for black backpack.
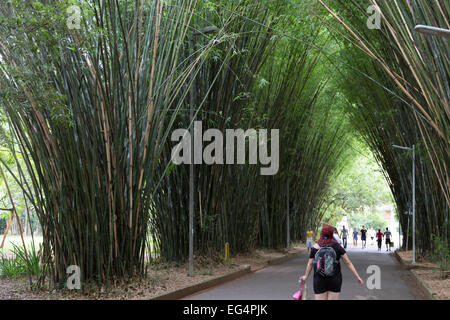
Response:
[314,245,338,277]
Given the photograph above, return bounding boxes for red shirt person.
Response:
[376,229,383,251]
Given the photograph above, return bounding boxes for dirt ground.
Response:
[414,269,450,300]
[396,250,449,300]
[232,246,304,271]
[396,250,440,268]
[0,245,306,300]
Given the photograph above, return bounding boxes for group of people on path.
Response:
[345,226,393,251]
[307,225,394,252]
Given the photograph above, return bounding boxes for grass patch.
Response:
[0,241,42,279]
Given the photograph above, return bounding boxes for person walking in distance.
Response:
[340,226,348,249]
[306,229,314,254]
[376,229,383,251]
[300,225,363,300]
[384,227,392,251]
[333,227,342,245]
[352,228,358,247]
[360,226,367,249]
[369,228,375,246]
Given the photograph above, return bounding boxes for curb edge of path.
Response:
[266,250,306,266]
[151,248,307,300]
[393,250,439,300]
[410,269,439,300]
[151,265,252,300]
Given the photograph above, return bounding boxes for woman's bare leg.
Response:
[327,292,339,300]
[315,292,328,300]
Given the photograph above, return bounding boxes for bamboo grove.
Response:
[319,0,449,253]
[0,0,448,289]
[0,0,350,287]
[150,0,352,261]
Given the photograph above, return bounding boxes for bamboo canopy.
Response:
[318,0,449,252]
[0,0,447,289]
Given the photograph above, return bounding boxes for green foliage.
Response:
[0,241,42,279]
[0,253,27,278]
[321,143,394,228]
[431,235,449,278]
[0,0,446,290]
[332,145,393,212]
[1,0,218,287]
[347,211,387,232]
[11,242,42,277]
[324,0,449,252]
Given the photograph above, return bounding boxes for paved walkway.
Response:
[186,242,425,300]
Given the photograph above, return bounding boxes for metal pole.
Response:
[187,26,217,276]
[412,145,416,264]
[406,211,409,251]
[188,38,195,277]
[287,179,290,249]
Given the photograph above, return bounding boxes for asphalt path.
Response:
[185,242,425,300]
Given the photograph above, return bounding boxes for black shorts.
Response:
[386,239,391,244]
[313,272,342,294]
[361,236,366,241]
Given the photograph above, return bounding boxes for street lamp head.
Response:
[392,144,411,151]
[414,25,450,38]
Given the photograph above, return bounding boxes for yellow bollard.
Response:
[225,242,230,262]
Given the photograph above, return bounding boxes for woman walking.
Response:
[352,228,358,247]
[300,225,363,300]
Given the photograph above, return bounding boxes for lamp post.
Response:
[188,26,218,277]
[414,25,450,38]
[393,144,415,264]
[410,24,449,262]
[287,179,290,249]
